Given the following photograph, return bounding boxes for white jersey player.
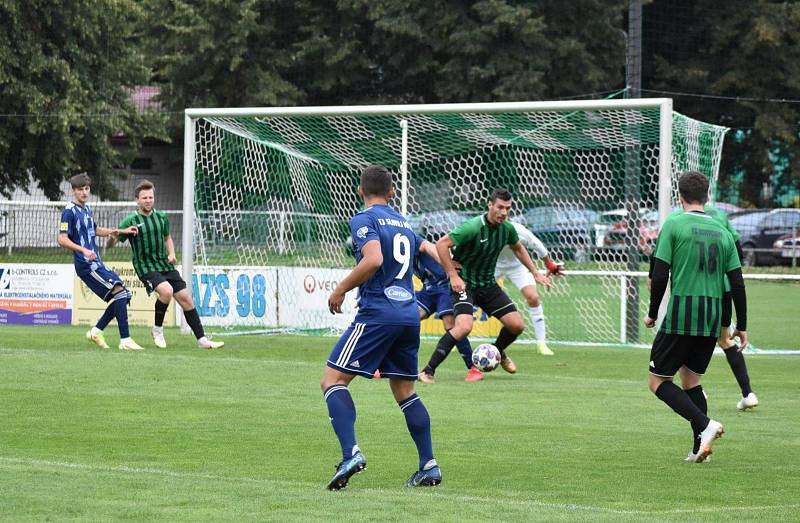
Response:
[495,221,564,355]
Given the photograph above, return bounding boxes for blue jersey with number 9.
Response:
[350,204,422,326]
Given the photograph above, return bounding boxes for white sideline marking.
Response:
[0,456,797,516]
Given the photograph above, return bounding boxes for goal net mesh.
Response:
[190,105,727,344]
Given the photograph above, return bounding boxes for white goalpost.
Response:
[181,98,732,345]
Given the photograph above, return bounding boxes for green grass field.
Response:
[1,326,799,521]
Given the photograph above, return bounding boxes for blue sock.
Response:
[398,393,435,470]
[113,293,130,339]
[324,385,358,461]
[96,302,116,330]
[455,338,473,369]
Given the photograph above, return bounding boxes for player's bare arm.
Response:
[435,234,464,292]
[510,242,551,288]
[328,240,383,314]
[419,239,441,263]
[57,233,96,261]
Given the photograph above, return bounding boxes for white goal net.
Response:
[183,100,728,345]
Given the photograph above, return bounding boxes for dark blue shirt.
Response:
[59,202,105,275]
[414,251,449,292]
[350,204,422,326]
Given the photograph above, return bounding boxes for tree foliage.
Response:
[144,0,626,112]
[643,0,800,205]
[0,0,164,200]
[3,0,799,205]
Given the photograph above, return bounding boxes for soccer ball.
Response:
[471,343,501,372]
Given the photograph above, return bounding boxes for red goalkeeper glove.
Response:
[544,259,564,276]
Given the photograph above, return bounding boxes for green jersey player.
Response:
[645,171,748,463]
[425,189,551,378]
[114,180,223,350]
[650,204,757,411]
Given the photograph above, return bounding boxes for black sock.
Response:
[723,345,753,397]
[425,331,457,375]
[184,308,205,339]
[655,381,709,435]
[684,385,707,453]
[494,327,519,358]
[154,300,169,327]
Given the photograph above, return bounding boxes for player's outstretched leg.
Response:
[529,305,554,356]
[454,337,483,382]
[152,299,169,348]
[86,303,115,349]
[395,387,441,487]
[683,384,708,461]
[653,379,719,462]
[722,344,758,410]
[184,308,223,349]
[323,383,366,490]
[495,326,521,374]
[419,331,458,383]
[111,290,144,351]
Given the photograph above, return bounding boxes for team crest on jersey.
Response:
[356,226,369,239]
[384,286,413,302]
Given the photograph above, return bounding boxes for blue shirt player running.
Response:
[57,174,144,351]
[414,251,483,383]
[322,165,442,490]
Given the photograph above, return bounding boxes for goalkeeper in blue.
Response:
[322,165,442,490]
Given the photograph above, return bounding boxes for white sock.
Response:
[423,459,438,470]
[198,336,208,344]
[91,326,102,336]
[120,337,131,344]
[529,305,546,341]
[152,325,163,333]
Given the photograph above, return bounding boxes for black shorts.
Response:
[141,270,187,296]
[649,331,716,377]
[452,284,517,319]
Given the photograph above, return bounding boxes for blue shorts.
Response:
[327,322,420,380]
[79,266,126,302]
[416,287,453,319]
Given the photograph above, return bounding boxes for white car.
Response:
[594,208,657,249]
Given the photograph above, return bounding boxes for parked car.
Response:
[407,210,474,241]
[602,209,660,255]
[774,233,800,266]
[518,206,598,261]
[734,209,800,266]
[713,202,743,215]
[594,208,658,250]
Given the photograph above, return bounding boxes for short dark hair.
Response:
[135,179,154,198]
[490,188,513,202]
[678,171,709,204]
[69,174,91,189]
[360,165,392,197]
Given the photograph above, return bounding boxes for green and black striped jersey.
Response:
[449,215,519,288]
[654,211,740,337]
[118,210,174,277]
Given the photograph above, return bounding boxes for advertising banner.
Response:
[191,267,278,327]
[276,267,357,330]
[0,264,73,325]
[72,261,176,327]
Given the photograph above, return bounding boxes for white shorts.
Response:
[495,265,535,290]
